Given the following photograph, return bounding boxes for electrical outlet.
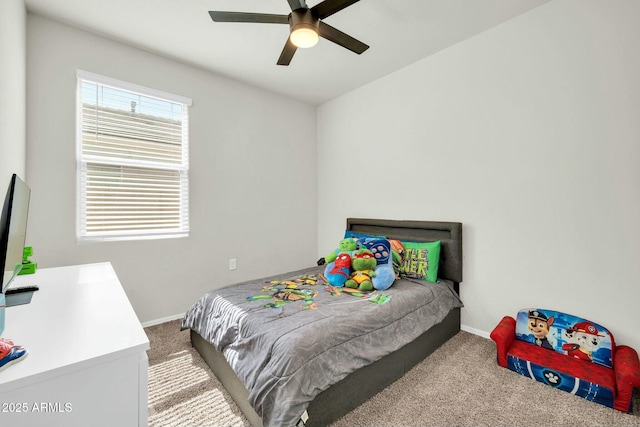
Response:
[229,258,237,270]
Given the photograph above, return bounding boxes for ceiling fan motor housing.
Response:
[289,9,319,35]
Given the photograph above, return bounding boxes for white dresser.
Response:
[0,263,149,426]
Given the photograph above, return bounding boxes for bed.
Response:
[182,218,463,427]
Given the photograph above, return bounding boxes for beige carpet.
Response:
[146,320,640,427]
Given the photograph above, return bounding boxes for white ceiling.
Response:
[24,0,550,105]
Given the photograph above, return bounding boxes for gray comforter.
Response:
[182,266,463,427]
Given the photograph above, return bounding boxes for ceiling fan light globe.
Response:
[290,27,318,48]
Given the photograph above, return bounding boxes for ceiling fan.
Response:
[208,0,369,66]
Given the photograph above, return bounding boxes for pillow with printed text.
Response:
[399,240,441,283]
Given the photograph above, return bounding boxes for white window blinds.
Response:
[76,71,192,241]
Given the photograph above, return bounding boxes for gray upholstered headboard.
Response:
[346,218,463,284]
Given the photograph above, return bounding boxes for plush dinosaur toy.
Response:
[345,250,377,291]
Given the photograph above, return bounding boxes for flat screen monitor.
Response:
[0,174,31,294]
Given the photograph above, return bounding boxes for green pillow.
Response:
[400,240,441,283]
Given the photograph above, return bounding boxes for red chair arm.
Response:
[613,345,640,412]
[490,316,516,368]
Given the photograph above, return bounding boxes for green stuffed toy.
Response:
[323,238,358,287]
[325,238,358,263]
[345,249,377,291]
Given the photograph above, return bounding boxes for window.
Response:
[76,71,192,241]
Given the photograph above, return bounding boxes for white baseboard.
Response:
[461,324,490,339]
[142,312,185,328]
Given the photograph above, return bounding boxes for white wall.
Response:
[318,1,640,351]
[0,0,26,184]
[26,15,318,323]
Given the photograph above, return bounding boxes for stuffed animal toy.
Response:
[345,250,377,291]
[324,252,352,287]
[358,238,396,290]
[324,238,358,263]
[323,238,358,287]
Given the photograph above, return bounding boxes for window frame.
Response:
[76,70,192,242]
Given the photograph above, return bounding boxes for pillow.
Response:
[399,240,441,283]
[388,239,405,278]
[343,230,385,240]
[358,237,391,266]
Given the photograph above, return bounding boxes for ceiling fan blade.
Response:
[277,39,298,66]
[287,0,308,11]
[209,11,289,24]
[318,21,369,54]
[311,0,360,20]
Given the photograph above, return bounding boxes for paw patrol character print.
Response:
[528,310,555,350]
[561,321,604,362]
